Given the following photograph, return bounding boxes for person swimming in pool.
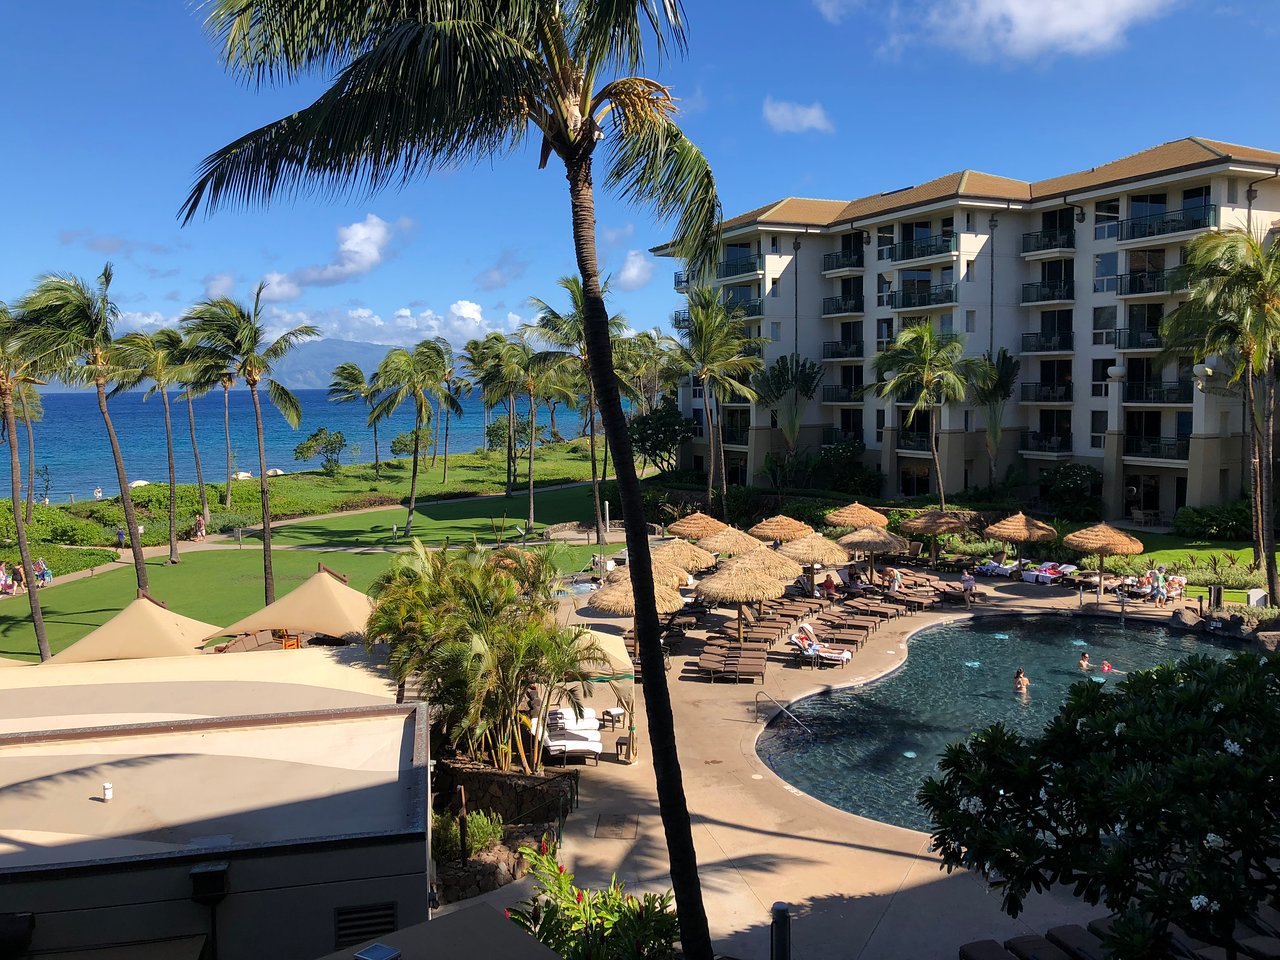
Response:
[1013,668,1030,693]
[1079,652,1091,671]
[1102,660,1113,673]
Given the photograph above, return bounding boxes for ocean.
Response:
[21,389,580,503]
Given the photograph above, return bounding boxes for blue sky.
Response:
[2,1,1275,349]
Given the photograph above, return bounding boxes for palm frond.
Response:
[262,324,320,362]
[574,0,687,76]
[266,378,304,428]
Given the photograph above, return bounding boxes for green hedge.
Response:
[0,543,118,578]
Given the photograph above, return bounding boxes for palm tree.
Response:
[874,324,980,511]
[178,341,227,526]
[0,307,51,660]
[184,283,318,603]
[372,339,445,536]
[969,348,1020,488]
[179,5,721,951]
[508,334,542,538]
[112,329,193,565]
[1165,228,1280,599]
[329,362,383,476]
[675,288,763,512]
[16,383,42,525]
[17,263,149,591]
[436,343,470,486]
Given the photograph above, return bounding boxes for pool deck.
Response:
[530,575,1206,959]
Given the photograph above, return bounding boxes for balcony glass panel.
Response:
[1021,280,1076,303]
[1116,327,1165,350]
[821,295,865,315]
[821,385,863,403]
[722,426,750,446]
[822,426,865,446]
[897,431,931,451]
[1021,331,1074,352]
[716,253,763,278]
[672,308,690,330]
[823,249,865,271]
[889,233,959,262]
[1118,204,1218,242]
[1116,269,1187,297]
[1122,381,1194,404]
[1020,431,1072,453]
[1123,436,1189,459]
[673,270,689,291]
[822,340,865,359]
[725,296,763,317]
[888,283,957,309]
[1020,382,1074,402]
[1021,227,1076,254]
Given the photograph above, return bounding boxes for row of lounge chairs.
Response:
[531,708,603,765]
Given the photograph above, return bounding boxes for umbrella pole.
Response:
[1097,554,1104,606]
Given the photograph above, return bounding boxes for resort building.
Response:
[659,137,1280,521]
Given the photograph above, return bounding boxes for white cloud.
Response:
[203,272,236,298]
[118,310,174,333]
[258,213,410,302]
[614,250,654,292]
[762,96,835,134]
[813,0,859,23]
[259,271,302,302]
[601,223,636,246]
[473,249,529,291]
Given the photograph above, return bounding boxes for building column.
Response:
[880,426,898,495]
[1102,364,1127,518]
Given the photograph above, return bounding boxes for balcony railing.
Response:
[1124,435,1190,460]
[1020,431,1072,453]
[1118,204,1218,242]
[1116,327,1164,350]
[1021,331,1074,352]
[887,233,958,262]
[875,337,894,352]
[1021,280,1075,303]
[822,384,864,403]
[821,294,865,316]
[1116,269,1187,297]
[1020,382,1074,403]
[673,270,689,292]
[722,426,750,446]
[725,296,763,318]
[888,283,958,310]
[897,431,932,451]
[672,308,690,330]
[822,427,865,446]
[822,249,865,271]
[716,253,763,279]
[822,340,864,360]
[1123,381,1194,404]
[1021,227,1076,254]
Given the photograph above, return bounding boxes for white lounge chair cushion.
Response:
[543,738,603,757]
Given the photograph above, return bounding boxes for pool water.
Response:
[555,581,598,597]
[756,615,1234,831]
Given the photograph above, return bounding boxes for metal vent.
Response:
[334,902,398,949]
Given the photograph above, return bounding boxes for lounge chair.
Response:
[532,717,601,743]
[1031,563,1077,585]
[1045,925,1107,960]
[541,731,602,765]
[697,653,767,683]
[959,941,1018,960]
[788,631,853,667]
[975,557,1017,577]
[1003,935,1072,960]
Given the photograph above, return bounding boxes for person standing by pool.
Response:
[1079,652,1091,671]
[1153,566,1168,608]
[1013,668,1030,700]
[960,568,976,608]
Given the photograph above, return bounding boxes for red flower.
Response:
[539,840,548,855]
[558,865,565,874]
[576,890,584,903]
[504,909,510,919]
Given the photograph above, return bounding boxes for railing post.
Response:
[770,902,792,960]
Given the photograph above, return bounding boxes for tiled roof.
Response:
[832,170,1030,224]
[720,197,849,231]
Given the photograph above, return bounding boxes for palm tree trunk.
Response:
[96,380,149,592]
[565,156,713,960]
[526,388,537,540]
[430,396,440,468]
[372,416,381,477]
[442,411,449,485]
[506,396,515,495]
[1245,366,1264,566]
[248,383,274,605]
[19,391,34,525]
[405,404,423,536]
[702,378,716,512]
[222,383,233,510]
[1263,363,1278,602]
[716,397,728,508]
[549,400,559,440]
[5,390,49,660]
[930,408,946,511]
[160,388,180,565]
[185,390,210,526]
[587,390,605,545]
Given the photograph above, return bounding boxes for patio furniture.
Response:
[542,733,602,765]
[1003,935,1071,960]
[602,707,626,731]
[1045,925,1107,960]
[959,941,1018,960]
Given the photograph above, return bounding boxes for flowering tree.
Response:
[919,653,1280,960]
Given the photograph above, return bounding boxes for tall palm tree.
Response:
[177,341,226,526]
[17,263,149,591]
[112,328,193,565]
[16,383,42,525]
[464,332,520,491]
[436,343,470,486]
[184,283,317,603]
[0,307,51,660]
[329,362,383,476]
[675,288,763,512]
[462,333,505,457]
[751,354,824,497]
[1165,228,1280,599]
[874,324,980,511]
[179,5,721,951]
[969,348,1020,488]
[372,339,445,536]
[506,333,542,538]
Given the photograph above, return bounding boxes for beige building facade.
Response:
[662,137,1280,521]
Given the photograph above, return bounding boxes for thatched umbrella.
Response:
[697,526,762,557]
[696,566,786,640]
[651,538,717,573]
[838,526,907,582]
[722,546,804,582]
[667,511,727,540]
[780,534,851,592]
[587,581,687,617]
[826,501,889,528]
[984,512,1058,567]
[1063,523,1144,604]
[605,559,689,590]
[748,515,814,543]
[902,510,969,564]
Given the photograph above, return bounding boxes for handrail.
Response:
[755,690,814,735]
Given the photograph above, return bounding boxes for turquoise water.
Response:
[756,615,1235,831]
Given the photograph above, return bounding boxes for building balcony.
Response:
[822,340,864,360]
[1021,227,1076,256]
[716,253,764,281]
[875,337,894,353]
[1123,435,1189,461]
[1116,269,1188,298]
[1020,431,1073,457]
[722,426,750,447]
[674,270,690,293]
[897,431,932,452]
[822,249,865,272]
[1021,331,1074,353]
[1122,381,1194,405]
[1116,327,1164,351]
[725,296,763,318]
[1020,382,1073,403]
[821,384,864,404]
[822,426,864,446]
[1021,280,1075,304]
[672,308,690,330]
[1118,204,1218,244]
[881,233,959,263]
[888,283,958,310]
[821,294,865,317]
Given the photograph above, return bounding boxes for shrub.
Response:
[432,809,506,861]
[0,544,117,577]
[1173,500,1252,541]
[814,439,883,497]
[1220,604,1280,629]
[205,512,254,535]
[1038,462,1103,521]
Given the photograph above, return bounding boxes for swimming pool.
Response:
[756,615,1234,831]
[555,581,598,597]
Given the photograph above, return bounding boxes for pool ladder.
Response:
[754,691,813,735]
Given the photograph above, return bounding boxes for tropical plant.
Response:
[969,348,1019,488]
[175,340,224,527]
[436,342,471,484]
[180,3,722,948]
[328,362,383,476]
[628,395,695,473]
[15,384,42,525]
[183,282,318,603]
[293,426,347,476]
[874,324,980,511]
[16,263,150,591]
[751,354,824,495]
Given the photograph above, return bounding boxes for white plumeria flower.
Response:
[1212,702,1224,713]
[1114,722,1126,736]
[1223,739,1244,757]
[1191,895,1210,912]
[1204,833,1225,850]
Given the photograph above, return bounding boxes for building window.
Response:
[692,454,704,472]
[964,259,975,282]
[876,225,894,259]
[1092,358,1112,397]
[1092,305,1117,345]
[965,310,976,333]
[1228,178,1239,204]
[966,211,975,232]
[1094,198,1119,240]
[875,408,885,444]
[770,235,779,253]
[692,385,704,399]
[770,321,782,341]
[691,407,705,437]
[770,277,780,298]
[940,313,953,334]
[1090,411,1107,449]
[942,216,954,237]
[963,409,971,431]
[1093,251,1118,293]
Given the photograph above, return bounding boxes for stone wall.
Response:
[436,828,541,905]
[434,759,579,826]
